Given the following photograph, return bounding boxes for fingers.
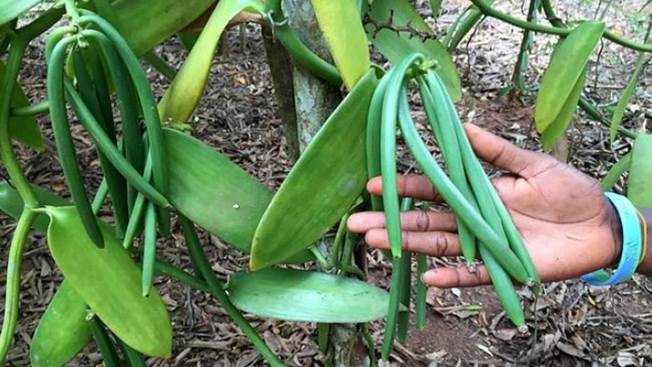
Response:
[366,175,441,201]
[364,229,461,257]
[422,266,491,288]
[463,123,555,179]
[347,210,457,233]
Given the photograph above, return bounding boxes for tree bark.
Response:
[282,1,370,366]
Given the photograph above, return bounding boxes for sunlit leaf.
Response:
[228,268,390,322]
[250,69,378,270]
[312,0,370,89]
[628,134,652,207]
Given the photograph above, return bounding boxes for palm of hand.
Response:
[496,159,620,282]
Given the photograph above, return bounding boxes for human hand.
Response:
[348,123,623,288]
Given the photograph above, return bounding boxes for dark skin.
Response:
[348,123,652,288]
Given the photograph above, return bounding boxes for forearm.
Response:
[636,208,652,276]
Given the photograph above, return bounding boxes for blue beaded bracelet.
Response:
[581,192,642,286]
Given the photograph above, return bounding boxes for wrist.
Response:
[636,207,652,275]
[607,198,623,267]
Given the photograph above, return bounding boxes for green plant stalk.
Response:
[578,98,638,139]
[396,70,528,283]
[63,81,169,207]
[79,12,170,233]
[469,0,652,52]
[330,213,349,269]
[143,50,177,81]
[317,323,330,353]
[601,152,632,191]
[442,4,485,51]
[0,208,37,365]
[11,100,49,117]
[48,35,105,246]
[415,254,427,330]
[417,78,477,263]
[141,202,157,296]
[179,216,285,367]
[65,0,81,22]
[266,0,342,85]
[0,39,38,207]
[88,316,123,367]
[154,259,210,293]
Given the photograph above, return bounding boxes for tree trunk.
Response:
[282,1,371,366]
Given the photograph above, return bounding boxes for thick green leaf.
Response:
[0,182,66,231]
[164,128,312,263]
[158,0,264,123]
[610,55,645,143]
[0,62,44,151]
[0,0,42,26]
[113,0,214,56]
[45,206,172,358]
[228,268,390,322]
[540,69,586,151]
[366,0,461,101]
[311,0,370,89]
[250,69,378,270]
[31,281,91,367]
[628,134,652,207]
[535,21,604,132]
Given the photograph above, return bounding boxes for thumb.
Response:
[463,123,552,178]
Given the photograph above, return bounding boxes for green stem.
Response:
[65,0,81,22]
[88,316,122,367]
[0,208,37,364]
[179,216,285,367]
[470,0,652,52]
[0,39,38,208]
[11,100,49,117]
[578,98,639,139]
[153,260,210,293]
[142,51,177,81]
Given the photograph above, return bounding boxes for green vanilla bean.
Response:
[381,256,404,360]
[417,77,478,264]
[123,153,153,248]
[397,198,414,344]
[78,12,171,234]
[415,254,427,330]
[141,202,157,296]
[47,35,105,247]
[366,69,392,211]
[179,216,284,366]
[153,260,210,293]
[394,61,527,283]
[118,339,147,367]
[380,53,424,258]
[81,29,146,208]
[63,81,169,207]
[71,47,129,237]
[426,71,539,283]
[88,316,123,367]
